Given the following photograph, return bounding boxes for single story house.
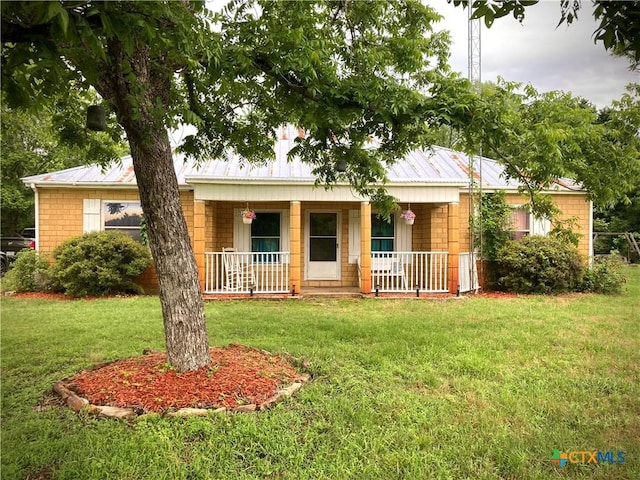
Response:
[23,127,592,296]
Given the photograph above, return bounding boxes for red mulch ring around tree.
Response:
[65,344,301,414]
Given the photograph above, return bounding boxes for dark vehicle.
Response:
[20,228,36,242]
[0,251,6,277]
[0,235,35,276]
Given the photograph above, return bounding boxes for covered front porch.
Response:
[191,197,478,296]
[185,143,479,296]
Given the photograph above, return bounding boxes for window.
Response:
[510,207,530,240]
[104,202,143,241]
[309,212,338,262]
[251,212,281,260]
[371,214,394,252]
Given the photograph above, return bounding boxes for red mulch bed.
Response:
[472,291,518,298]
[10,292,73,301]
[8,292,135,301]
[66,344,299,414]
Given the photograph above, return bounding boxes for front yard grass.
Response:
[2,268,639,479]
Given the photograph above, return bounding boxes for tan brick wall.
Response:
[39,190,589,294]
[412,204,430,251]
[427,204,449,251]
[205,201,216,252]
[37,188,195,252]
[502,193,591,257]
[445,192,591,258]
[458,194,472,252]
[36,187,196,294]
[550,194,591,257]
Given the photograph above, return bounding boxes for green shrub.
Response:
[496,236,585,294]
[2,249,54,292]
[51,231,152,297]
[581,257,626,294]
[474,191,514,289]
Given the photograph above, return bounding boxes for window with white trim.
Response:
[510,207,530,240]
[251,212,281,261]
[104,202,143,241]
[233,208,289,257]
[371,214,394,252]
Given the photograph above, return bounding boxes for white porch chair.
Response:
[371,255,408,290]
[222,248,256,291]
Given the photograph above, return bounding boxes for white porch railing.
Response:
[205,251,290,294]
[369,251,448,293]
[459,252,479,293]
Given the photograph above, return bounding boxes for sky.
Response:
[428,1,638,109]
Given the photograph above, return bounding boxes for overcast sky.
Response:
[429,0,638,109]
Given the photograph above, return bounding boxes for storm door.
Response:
[306,212,340,280]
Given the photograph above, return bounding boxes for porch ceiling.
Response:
[192,183,463,203]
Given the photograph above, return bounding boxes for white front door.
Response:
[306,211,341,280]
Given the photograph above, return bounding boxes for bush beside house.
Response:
[580,257,626,294]
[1,249,55,293]
[52,231,152,296]
[495,236,627,295]
[496,236,585,294]
[2,232,151,297]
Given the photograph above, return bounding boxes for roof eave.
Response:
[185,177,469,187]
[467,185,585,194]
[24,181,192,191]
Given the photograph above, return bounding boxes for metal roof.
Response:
[22,129,581,192]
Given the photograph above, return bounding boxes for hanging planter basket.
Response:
[241,209,256,225]
[401,209,416,225]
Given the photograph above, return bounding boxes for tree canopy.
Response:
[1,90,128,235]
[463,81,640,217]
[2,1,472,190]
[2,0,472,371]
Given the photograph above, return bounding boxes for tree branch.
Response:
[251,56,323,104]
[0,20,52,44]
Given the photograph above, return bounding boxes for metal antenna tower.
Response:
[468,7,481,88]
[468,5,482,290]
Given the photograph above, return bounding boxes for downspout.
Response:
[30,183,39,251]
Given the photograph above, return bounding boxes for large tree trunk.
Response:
[127,126,211,372]
[96,43,210,372]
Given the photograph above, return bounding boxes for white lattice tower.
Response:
[468,5,482,290]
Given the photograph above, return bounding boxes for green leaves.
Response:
[52,231,152,297]
[1,0,475,211]
[172,0,470,207]
[464,80,640,211]
[449,0,539,28]
[1,90,128,234]
[474,191,513,262]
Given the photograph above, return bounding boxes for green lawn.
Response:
[2,268,639,480]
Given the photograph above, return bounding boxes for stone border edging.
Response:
[53,373,310,420]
